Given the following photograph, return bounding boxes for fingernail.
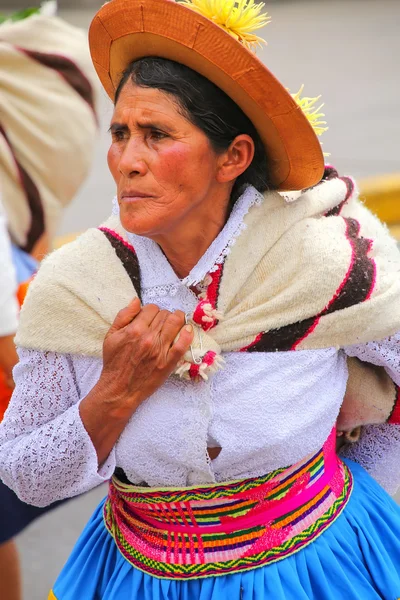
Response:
[185,324,193,333]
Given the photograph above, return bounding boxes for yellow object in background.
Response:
[359,174,400,239]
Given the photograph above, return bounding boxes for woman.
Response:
[0,4,98,600]
[1,0,400,598]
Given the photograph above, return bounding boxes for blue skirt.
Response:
[51,460,400,600]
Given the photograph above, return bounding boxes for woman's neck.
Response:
[151,196,230,280]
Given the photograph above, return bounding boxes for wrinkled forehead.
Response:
[111,81,188,126]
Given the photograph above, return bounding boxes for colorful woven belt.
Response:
[104,429,352,579]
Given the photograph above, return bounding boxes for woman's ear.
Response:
[216,134,255,183]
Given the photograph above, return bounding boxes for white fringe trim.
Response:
[174,353,225,381]
[201,303,224,323]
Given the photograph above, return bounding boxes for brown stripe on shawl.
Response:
[322,166,339,181]
[17,47,96,118]
[240,318,316,353]
[0,123,45,253]
[325,176,355,217]
[99,227,142,300]
[244,217,376,353]
[323,218,376,313]
[301,166,352,211]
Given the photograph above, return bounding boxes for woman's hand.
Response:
[79,298,193,465]
[101,298,193,413]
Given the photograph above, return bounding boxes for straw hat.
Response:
[89,0,325,191]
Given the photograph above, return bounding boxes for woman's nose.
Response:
[118,138,148,177]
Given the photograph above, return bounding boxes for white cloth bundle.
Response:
[0,11,99,252]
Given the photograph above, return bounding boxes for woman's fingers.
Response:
[160,310,194,363]
[125,303,160,332]
[102,302,195,412]
[107,301,161,341]
[159,310,187,347]
[108,297,141,334]
[149,309,170,332]
[106,303,192,377]
[168,323,194,364]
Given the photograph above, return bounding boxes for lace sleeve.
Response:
[342,333,400,495]
[340,423,400,496]
[345,332,400,386]
[0,348,115,507]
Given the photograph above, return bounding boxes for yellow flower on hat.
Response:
[180,0,271,49]
[291,85,329,155]
[291,85,328,137]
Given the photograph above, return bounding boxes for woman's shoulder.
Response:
[30,214,132,288]
[15,216,139,357]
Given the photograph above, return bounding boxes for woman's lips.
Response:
[120,193,153,202]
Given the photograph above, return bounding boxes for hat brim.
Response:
[89,0,324,191]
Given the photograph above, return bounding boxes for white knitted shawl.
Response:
[16,169,400,384]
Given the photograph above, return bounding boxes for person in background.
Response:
[0,3,98,599]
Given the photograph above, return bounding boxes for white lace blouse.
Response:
[1,190,400,507]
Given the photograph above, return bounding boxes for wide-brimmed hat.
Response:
[89,0,325,191]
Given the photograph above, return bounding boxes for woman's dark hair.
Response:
[115,57,271,206]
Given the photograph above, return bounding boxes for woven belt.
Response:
[104,428,352,580]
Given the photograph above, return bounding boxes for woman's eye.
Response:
[111,129,127,142]
[149,129,167,141]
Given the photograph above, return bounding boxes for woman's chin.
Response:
[118,203,155,235]
[119,215,158,238]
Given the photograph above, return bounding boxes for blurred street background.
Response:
[57,0,400,236]
[1,0,399,598]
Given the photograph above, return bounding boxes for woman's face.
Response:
[107,80,224,237]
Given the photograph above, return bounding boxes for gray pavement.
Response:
[13,1,400,598]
